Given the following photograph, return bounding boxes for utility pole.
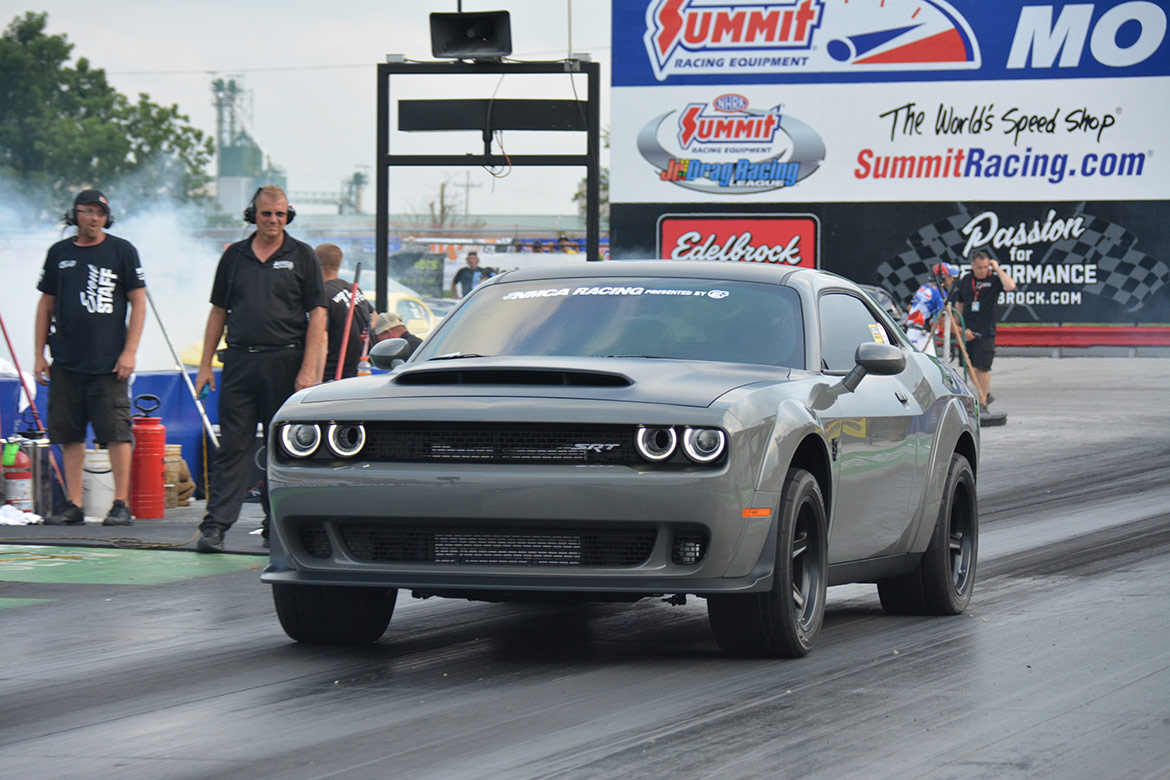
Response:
[458,171,482,224]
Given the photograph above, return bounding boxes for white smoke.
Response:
[0,186,222,378]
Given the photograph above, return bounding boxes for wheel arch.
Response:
[788,434,832,524]
[953,429,977,479]
[755,401,833,527]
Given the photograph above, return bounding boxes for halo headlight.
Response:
[281,423,321,458]
[682,427,726,463]
[635,426,677,461]
[327,423,366,457]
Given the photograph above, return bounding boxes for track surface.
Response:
[2,358,1168,779]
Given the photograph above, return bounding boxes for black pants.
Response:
[202,347,302,531]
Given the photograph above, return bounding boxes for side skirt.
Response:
[829,553,920,586]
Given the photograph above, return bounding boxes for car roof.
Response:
[489,259,831,287]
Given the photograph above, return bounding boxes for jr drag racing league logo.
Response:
[638,93,825,194]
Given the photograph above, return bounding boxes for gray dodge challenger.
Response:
[263,260,979,657]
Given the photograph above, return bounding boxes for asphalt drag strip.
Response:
[1,357,1168,778]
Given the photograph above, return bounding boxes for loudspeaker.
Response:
[430,11,512,60]
[243,187,296,225]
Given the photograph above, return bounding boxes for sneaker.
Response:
[196,526,225,553]
[45,501,84,526]
[102,499,133,526]
[986,393,996,405]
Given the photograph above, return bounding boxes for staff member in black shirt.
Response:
[950,248,1016,410]
[317,242,372,380]
[193,186,325,552]
[34,189,144,527]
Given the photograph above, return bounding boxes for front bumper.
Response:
[262,460,780,596]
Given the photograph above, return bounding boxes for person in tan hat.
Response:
[372,311,422,359]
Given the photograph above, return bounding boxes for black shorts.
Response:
[47,363,132,444]
[965,336,996,372]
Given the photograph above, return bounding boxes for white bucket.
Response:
[82,448,115,519]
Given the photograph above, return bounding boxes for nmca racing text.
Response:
[854,147,1145,184]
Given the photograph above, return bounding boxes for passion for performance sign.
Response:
[610,0,1170,324]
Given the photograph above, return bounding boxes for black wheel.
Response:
[707,469,828,657]
[878,453,978,615]
[272,583,397,644]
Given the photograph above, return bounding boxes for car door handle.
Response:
[895,391,909,404]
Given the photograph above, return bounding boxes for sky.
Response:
[12,0,613,216]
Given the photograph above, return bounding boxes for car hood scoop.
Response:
[394,366,631,388]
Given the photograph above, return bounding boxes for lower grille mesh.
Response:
[299,525,332,559]
[339,524,657,567]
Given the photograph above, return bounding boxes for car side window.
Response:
[397,299,427,323]
[819,292,894,371]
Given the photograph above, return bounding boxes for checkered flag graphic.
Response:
[1041,212,1167,312]
[875,212,971,304]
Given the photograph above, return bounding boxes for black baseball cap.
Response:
[73,189,110,212]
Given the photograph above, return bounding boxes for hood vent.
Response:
[395,368,631,388]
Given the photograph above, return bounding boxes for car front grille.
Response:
[338,523,657,567]
[360,422,636,464]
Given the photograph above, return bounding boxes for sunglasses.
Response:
[76,208,107,216]
[258,210,288,218]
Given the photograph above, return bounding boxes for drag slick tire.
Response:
[878,453,977,615]
[272,583,397,644]
[707,469,828,657]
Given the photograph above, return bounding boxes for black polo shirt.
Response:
[949,272,1004,339]
[210,233,325,348]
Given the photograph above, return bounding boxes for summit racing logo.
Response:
[639,94,824,195]
[645,0,822,80]
[642,0,980,81]
[678,94,781,147]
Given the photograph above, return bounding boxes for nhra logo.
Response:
[638,95,824,195]
[642,0,980,80]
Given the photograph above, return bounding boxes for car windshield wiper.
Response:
[427,352,491,361]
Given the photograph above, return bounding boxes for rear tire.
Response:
[272,583,397,644]
[878,453,977,615]
[707,469,828,657]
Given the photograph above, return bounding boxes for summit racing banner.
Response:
[609,1,1169,324]
[611,1,1169,203]
[618,0,1168,85]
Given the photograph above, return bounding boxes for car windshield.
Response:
[415,277,805,368]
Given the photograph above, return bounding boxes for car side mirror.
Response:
[369,337,409,370]
[840,342,906,393]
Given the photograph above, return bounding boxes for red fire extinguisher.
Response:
[3,443,33,512]
[130,394,167,520]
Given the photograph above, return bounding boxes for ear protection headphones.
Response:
[63,206,114,228]
[243,187,296,225]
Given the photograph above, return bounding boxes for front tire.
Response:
[707,469,828,657]
[878,453,977,615]
[273,583,397,644]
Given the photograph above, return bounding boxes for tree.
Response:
[572,127,609,218]
[0,12,213,220]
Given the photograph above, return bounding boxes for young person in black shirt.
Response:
[950,248,1017,409]
[317,243,373,380]
[35,189,145,526]
[193,186,325,552]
